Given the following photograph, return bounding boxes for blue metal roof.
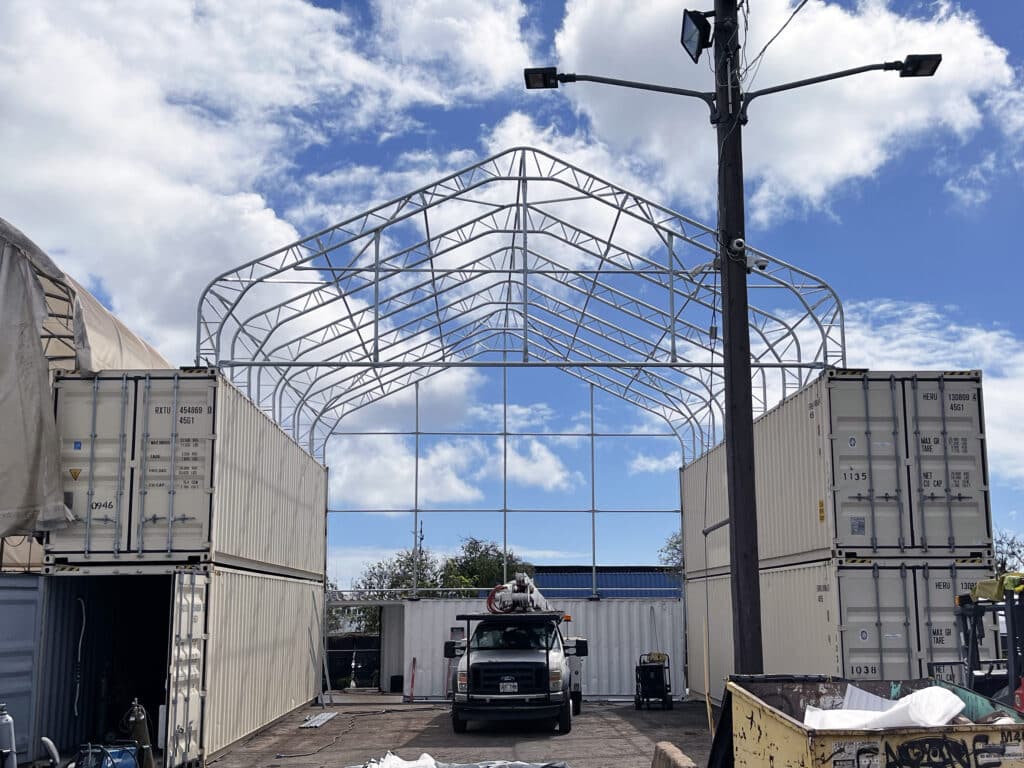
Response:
[532,567,681,599]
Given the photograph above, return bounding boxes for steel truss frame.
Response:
[197,146,845,471]
[197,146,846,595]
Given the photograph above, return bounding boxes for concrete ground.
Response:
[210,696,714,768]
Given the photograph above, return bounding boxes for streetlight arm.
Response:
[740,61,901,122]
[558,73,719,122]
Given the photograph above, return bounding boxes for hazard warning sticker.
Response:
[69,468,82,481]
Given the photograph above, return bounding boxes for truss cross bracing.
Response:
[197,146,845,466]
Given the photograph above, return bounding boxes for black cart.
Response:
[634,652,673,709]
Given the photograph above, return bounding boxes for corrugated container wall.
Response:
[7,567,323,765]
[46,370,327,579]
[683,370,990,576]
[400,598,685,698]
[686,557,996,703]
[203,567,323,757]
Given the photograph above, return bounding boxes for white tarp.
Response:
[804,686,965,729]
[0,217,172,536]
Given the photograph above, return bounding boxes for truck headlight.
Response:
[457,671,467,693]
[549,668,562,692]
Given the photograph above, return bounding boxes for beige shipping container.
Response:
[683,370,991,577]
[11,565,324,766]
[47,369,327,579]
[685,557,996,703]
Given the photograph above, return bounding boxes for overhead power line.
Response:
[742,0,810,83]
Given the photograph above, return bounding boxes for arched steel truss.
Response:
[197,146,846,465]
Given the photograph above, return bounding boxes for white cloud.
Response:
[466,402,559,431]
[503,439,582,491]
[509,544,589,562]
[628,452,680,475]
[943,152,998,207]
[327,435,488,508]
[0,0,538,365]
[555,0,1013,224]
[328,545,402,589]
[374,0,532,99]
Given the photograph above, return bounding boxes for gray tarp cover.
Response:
[0,221,70,534]
[0,217,172,536]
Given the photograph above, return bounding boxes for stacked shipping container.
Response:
[4,369,328,766]
[683,370,995,702]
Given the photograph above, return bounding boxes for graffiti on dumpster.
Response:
[829,735,1023,768]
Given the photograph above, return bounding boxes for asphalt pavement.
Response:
[209,697,714,768]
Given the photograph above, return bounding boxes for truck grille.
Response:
[470,662,547,694]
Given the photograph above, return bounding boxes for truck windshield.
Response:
[470,622,558,651]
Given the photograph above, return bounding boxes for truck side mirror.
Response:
[443,641,464,658]
[567,639,588,657]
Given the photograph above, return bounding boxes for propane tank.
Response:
[0,702,17,768]
[126,699,155,768]
[1015,676,1024,714]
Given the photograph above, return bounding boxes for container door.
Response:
[0,575,45,764]
[133,375,214,555]
[829,375,910,553]
[165,570,208,768]
[904,375,990,552]
[51,375,135,556]
[916,562,996,683]
[837,563,916,680]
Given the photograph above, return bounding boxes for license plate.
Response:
[499,681,518,693]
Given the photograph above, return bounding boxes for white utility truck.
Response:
[444,573,589,734]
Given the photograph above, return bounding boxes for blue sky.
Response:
[2,0,1022,587]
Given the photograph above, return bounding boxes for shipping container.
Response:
[0,566,324,766]
[683,370,990,576]
[46,369,327,579]
[397,597,685,699]
[685,557,997,703]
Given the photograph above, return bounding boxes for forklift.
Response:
[954,583,1024,712]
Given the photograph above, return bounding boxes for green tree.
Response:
[350,547,442,632]
[347,538,534,631]
[439,537,533,591]
[994,527,1024,573]
[658,530,683,573]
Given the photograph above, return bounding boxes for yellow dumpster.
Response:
[708,675,1024,768]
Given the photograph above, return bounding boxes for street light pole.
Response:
[525,33,940,680]
[712,0,764,674]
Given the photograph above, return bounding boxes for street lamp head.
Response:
[524,67,560,90]
[899,53,942,77]
[681,9,712,64]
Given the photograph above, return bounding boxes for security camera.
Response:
[745,253,769,271]
[729,237,746,253]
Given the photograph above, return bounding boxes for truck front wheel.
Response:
[558,699,572,734]
[571,691,582,715]
[452,710,467,733]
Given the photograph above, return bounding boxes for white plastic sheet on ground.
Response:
[350,753,570,768]
[804,686,965,730]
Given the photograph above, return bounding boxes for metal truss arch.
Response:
[197,146,845,465]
